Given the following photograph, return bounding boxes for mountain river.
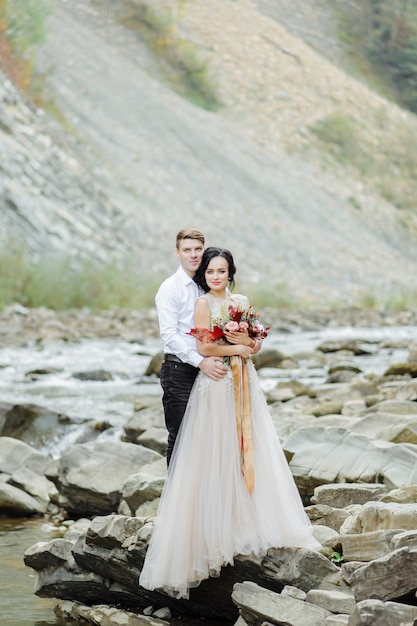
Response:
[1,324,416,625]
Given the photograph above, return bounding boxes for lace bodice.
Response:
[199,292,249,329]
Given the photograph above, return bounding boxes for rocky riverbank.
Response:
[0,306,416,624]
[1,303,417,347]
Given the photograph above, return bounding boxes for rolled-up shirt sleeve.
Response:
[155,268,204,368]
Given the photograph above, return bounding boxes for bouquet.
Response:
[188,304,269,344]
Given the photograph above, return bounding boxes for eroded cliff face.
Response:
[0,72,135,262]
[2,0,417,304]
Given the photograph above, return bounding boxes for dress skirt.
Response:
[139,359,320,599]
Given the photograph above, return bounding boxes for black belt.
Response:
[164,353,183,363]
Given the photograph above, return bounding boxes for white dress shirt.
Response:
[155,266,203,368]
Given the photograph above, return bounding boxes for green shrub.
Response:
[0,241,29,308]
[3,0,52,57]
[335,0,417,114]
[120,1,220,111]
[358,286,417,311]
[309,106,417,212]
[237,281,300,310]
[0,244,161,311]
[310,113,360,163]
[330,550,344,565]
[0,0,52,93]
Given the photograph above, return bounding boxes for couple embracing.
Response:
[139,228,320,600]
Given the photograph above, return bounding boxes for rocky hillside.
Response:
[1,0,417,306]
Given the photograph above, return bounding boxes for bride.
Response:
[139,247,320,600]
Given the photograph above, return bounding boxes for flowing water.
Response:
[1,325,416,625]
[0,517,64,626]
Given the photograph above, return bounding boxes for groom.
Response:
[156,228,228,465]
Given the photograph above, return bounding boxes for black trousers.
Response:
[160,360,199,465]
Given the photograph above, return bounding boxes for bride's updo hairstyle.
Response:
[194,247,237,293]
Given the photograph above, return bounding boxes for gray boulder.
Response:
[0,436,51,475]
[306,504,351,533]
[340,501,417,535]
[25,513,327,622]
[312,483,388,509]
[8,466,58,507]
[387,379,417,402]
[262,547,339,592]
[380,484,417,504]
[347,599,417,626]
[119,458,167,516]
[284,427,417,496]
[55,601,170,625]
[46,441,162,516]
[349,411,417,444]
[339,529,402,562]
[124,407,165,443]
[384,362,417,377]
[361,399,417,416]
[306,588,356,615]
[136,427,167,456]
[0,403,73,448]
[232,580,331,626]
[25,538,76,570]
[144,352,163,377]
[251,348,286,370]
[346,547,417,602]
[0,437,56,514]
[0,482,46,516]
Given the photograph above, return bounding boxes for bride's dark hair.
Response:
[194,247,237,293]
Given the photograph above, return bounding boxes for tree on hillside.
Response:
[345,0,417,112]
[0,0,51,89]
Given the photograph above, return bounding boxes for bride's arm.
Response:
[194,299,252,359]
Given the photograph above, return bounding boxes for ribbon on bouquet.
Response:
[230,355,254,493]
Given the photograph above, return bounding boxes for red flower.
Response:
[187,326,224,343]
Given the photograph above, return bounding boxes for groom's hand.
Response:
[251,337,263,354]
[199,357,227,381]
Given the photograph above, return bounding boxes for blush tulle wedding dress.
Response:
[139,294,320,600]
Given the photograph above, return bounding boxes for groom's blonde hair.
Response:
[176,228,205,249]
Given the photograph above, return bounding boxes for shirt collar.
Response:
[177,265,197,286]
